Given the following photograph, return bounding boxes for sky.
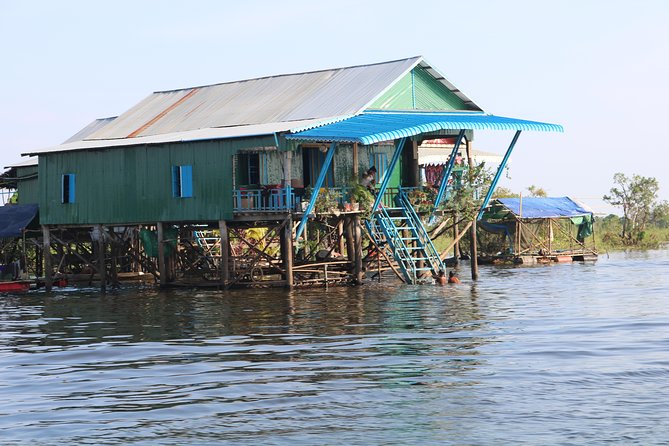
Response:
[1,0,668,214]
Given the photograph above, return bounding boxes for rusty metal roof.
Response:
[26,56,484,155]
[85,56,477,140]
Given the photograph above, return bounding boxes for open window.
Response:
[302,146,335,187]
[61,173,75,204]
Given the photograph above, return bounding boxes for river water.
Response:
[1,248,669,445]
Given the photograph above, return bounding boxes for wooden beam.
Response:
[219,220,229,287]
[42,225,52,292]
[96,225,107,293]
[353,214,363,284]
[281,215,294,288]
[157,222,167,287]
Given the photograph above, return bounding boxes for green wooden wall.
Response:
[39,135,274,225]
[16,165,39,205]
[368,66,471,111]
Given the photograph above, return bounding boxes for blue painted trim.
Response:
[295,142,336,241]
[477,130,521,220]
[180,165,193,198]
[372,138,406,212]
[433,129,465,210]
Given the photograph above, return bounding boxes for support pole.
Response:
[295,142,336,241]
[466,139,479,280]
[353,214,363,284]
[372,137,407,212]
[337,219,346,259]
[282,215,294,288]
[219,220,229,287]
[42,225,52,292]
[433,129,466,213]
[96,225,107,293]
[453,212,460,265]
[157,222,167,287]
[344,215,355,262]
[477,130,522,220]
[352,143,359,179]
[470,219,479,281]
[283,150,293,210]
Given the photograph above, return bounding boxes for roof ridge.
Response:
[153,56,423,94]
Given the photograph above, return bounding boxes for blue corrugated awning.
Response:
[0,204,38,238]
[493,197,591,219]
[286,111,563,145]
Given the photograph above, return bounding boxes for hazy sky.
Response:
[1,0,667,213]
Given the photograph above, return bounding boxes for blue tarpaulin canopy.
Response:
[0,204,38,238]
[489,197,592,219]
[287,111,563,145]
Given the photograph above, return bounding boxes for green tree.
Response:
[603,173,659,244]
[526,185,547,197]
[651,200,669,229]
[492,186,518,198]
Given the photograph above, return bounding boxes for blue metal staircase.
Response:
[367,189,445,284]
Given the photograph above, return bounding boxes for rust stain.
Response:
[127,88,200,138]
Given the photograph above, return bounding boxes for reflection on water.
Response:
[1,249,669,444]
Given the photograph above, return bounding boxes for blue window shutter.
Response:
[69,174,76,203]
[172,166,181,197]
[180,165,193,198]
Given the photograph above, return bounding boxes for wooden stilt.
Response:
[466,138,479,281]
[110,228,119,288]
[353,214,363,284]
[283,215,294,288]
[219,220,229,287]
[42,225,52,292]
[157,222,167,287]
[470,219,479,281]
[96,225,107,293]
[344,216,355,262]
[337,219,346,259]
[453,212,460,265]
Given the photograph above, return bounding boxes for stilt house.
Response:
[14,56,562,289]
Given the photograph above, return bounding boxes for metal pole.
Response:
[477,130,522,220]
[433,129,466,211]
[372,137,407,212]
[295,142,336,241]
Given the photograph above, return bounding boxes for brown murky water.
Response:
[2,249,669,445]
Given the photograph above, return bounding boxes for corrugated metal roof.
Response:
[4,157,38,169]
[62,117,117,143]
[24,118,334,155]
[85,57,450,140]
[286,111,563,145]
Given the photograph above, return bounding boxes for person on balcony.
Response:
[361,166,377,194]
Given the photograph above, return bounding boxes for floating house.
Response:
[479,197,597,263]
[6,56,562,290]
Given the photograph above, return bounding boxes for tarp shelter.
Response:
[480,197,596,257]
[0,204,38,238]
[484,197,593,220]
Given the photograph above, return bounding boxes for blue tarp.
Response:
[0,204,38,238]
[495,197,591,219]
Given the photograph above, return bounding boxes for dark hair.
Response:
[449,271,455,277]
[368,166,377,173]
